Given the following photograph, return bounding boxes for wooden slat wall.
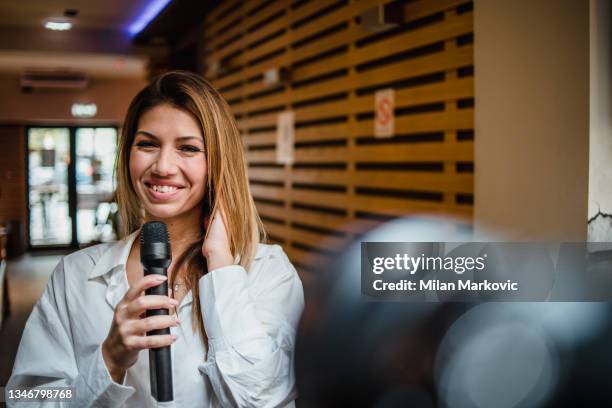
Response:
[202,0,475,274]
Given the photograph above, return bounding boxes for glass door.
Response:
[27,128,71,246]
[75,127,118,245]
[27,126,118,248]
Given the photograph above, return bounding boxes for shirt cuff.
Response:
[78,345,135,405]
[199,265,267,353]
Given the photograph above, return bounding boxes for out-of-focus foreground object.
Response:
[296,217,612,407]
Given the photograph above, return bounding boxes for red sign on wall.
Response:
[374,88,395,138]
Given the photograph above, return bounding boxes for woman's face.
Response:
[129,104,207,222]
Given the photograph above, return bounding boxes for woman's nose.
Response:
[151,147,178,176]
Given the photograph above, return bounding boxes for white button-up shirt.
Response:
[7,232,304,407]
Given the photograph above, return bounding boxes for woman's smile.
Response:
[143,181,185,202]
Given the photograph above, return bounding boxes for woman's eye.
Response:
[179,145,202,153]
[135,141,158,148]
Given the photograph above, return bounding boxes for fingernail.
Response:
[170,299,179,306]
[175,318,181,325]
[172,334,178,341]
[155,275,167,281]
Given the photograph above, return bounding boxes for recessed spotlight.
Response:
[45,20,72,31]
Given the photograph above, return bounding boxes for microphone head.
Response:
[141,221,169,245]
[141,221,172,267]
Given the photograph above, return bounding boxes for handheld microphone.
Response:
[140,221,174,402]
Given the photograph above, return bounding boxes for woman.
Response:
[8,71,304,407]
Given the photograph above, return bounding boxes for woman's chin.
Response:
[142,204,185,221]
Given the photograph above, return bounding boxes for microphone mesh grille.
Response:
[141,221,169,244]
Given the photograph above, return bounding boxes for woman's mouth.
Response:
[144,182,184,201]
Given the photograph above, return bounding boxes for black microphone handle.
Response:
[144,266,174,402]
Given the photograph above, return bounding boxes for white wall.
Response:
[588,0,612,241]
[474,0,590,240]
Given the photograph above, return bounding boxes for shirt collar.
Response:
[89,230,140,280]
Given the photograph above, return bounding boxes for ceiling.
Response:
[0,0,152,30]
[0,1,215,78]
[0,0,165,78]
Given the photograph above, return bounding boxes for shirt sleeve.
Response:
[198,245,305,408]
[6,258,135,407]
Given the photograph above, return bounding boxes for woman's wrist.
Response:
[102,341,127,384]
[205,247,234,271]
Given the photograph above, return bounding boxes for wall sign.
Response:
[276,111,295,165]
[71,103,97,118]
[374,88,395,138]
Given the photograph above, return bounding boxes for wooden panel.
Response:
[0,125,28,254]
[0,126,26,228]
[203,0,475,272]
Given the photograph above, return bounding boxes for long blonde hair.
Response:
[115,70,265,340]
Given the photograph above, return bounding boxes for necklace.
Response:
[173,282,186,294]
[171,281,186,317]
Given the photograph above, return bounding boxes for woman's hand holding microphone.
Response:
[102,274,180,384]
[101,205,231,384]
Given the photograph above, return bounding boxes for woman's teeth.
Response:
[151,185,178,193]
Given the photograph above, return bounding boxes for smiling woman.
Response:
[7,71,304,408]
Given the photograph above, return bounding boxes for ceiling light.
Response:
[45,20,72,31]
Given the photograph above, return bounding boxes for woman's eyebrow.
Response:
[135,131,202,142]
[135,130,158,140]
[176,136,203,142]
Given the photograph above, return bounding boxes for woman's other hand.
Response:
[102,275,179,383]
[202,205,234,271]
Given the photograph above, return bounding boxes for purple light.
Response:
[127,0,173,36]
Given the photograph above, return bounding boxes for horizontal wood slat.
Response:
[236,76,472,118]
[250,168,473,193]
